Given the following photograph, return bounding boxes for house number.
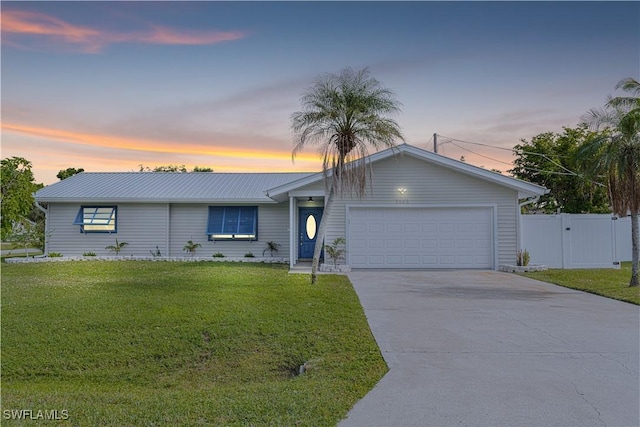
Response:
[395,199,409,204]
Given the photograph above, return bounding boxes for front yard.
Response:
[521,262,639,305]
[1,262,387,426]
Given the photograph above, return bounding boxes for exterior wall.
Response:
[296,155,519,266]
[46,203,169,256]
[168,203,290,258]
[46,202,290,259]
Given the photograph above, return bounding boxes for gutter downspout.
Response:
[517,195,540,254]
[34,199,49,256]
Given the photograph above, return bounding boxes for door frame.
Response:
[298,206,324,261]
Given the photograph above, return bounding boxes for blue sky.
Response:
[2,1,638,184]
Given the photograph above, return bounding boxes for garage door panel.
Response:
[421,223,437,233]
[387,239,403,249]
[368,255,384,264]
[351,238,367,249]
[369,239,384,249]
[368,223,385,233]
[351,255,366,264]
[404,239,420,249]
[386,255,402,265]
[439,255,456,265]
[404,255,420,264]
[349,207,493,269]
[422,239,437,249]
[422,255,438,265]
[439,223,455,233]
[404,223,420,233]
[439,240,454,249]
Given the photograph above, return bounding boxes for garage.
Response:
[348,206,494,269]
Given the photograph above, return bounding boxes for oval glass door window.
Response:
[306,215,317,240]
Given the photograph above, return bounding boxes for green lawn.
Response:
[1,262,387,426]
[520,262,639,305]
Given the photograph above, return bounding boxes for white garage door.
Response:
[349,207,494,269]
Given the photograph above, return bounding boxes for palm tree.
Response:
[291,67,404,284]
[580,78,640,287]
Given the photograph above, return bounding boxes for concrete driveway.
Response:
[339,270,639,427]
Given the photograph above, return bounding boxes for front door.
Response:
[299,207,323,260]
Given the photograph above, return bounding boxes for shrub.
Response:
[149,246,162,258]
[48,252,63,258]
[244,252,255,258]
[183,240,201,257]
[82,251,97,257]
[105,239,128,255]
[324,237,347,267]
[517,249,530,266]
[213,252,225,258]
[263,241,280,257]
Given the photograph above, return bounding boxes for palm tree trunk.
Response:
[630,211,639,287]
[310,183,335,284]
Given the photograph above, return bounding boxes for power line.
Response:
[448,141,513,166]
[436,133,581,177]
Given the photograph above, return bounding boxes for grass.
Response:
[1,261,387,426]
[520,262,639,305]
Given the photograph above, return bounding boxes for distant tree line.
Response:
[138,164,213,172]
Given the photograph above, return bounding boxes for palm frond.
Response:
[580,79,640,217]
[291,67,404,196]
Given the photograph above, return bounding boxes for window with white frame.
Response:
[207,206,257,240]
[74,206,117,233]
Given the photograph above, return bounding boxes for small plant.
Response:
[517,249,530,266]
[213,252,225,258]
[183,240,201,257]
[263,241,281,257]
[244,252,255,258]
[324,237,346,268]
[105,239,128,255]
[149,246,162,258]
[8,220,46,257]
[83,251,97,257]
[48,252,63,258]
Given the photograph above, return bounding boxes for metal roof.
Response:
[35,172,314,203]
[35,145,548,203]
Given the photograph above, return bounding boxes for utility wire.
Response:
[436,133,581,177]
[433,133,605,186]
[448,141,513,166]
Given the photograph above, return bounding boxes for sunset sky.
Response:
[2,1,638,185]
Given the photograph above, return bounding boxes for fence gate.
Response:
[521,214,631,269]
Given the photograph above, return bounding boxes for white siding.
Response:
[296,155,519,267]
[47,203,169,256]
[168,203,290,258]
[46,202,290,259]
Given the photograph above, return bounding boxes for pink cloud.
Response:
[1,10,248,53]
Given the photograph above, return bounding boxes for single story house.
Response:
[34,144,547,269]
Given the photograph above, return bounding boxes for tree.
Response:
[1,157,39,239]
[57,167,84,180]
[139,164,187,172]
[580,78,640,287]
[291,67,404,283]
[192,166,214,172]
[138,164,213,172]
[510,125,610,213]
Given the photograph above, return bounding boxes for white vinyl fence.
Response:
[521,214,632,269]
